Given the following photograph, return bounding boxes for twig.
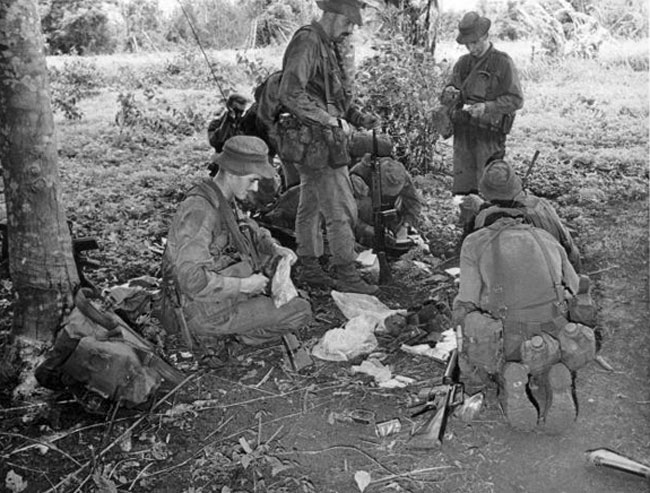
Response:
[279,445,396,476]
[0,399,75,414]
[254,367,274,388]
[586,265,618,276]
[42,372,197,493]
[369,465,454,485]
[0,432,82,466]
[128,462,155,491]
[264,424,284,446]
[213,374,278,396]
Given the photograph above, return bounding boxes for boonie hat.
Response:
[380,158,407,197]
[316,0,364,26]
[479,160,522,201]
[456,11,491,44]
[212,136,274,179]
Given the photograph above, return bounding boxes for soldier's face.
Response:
[232,174,260,201]
[465,35,489,56]
[332,15,355,42]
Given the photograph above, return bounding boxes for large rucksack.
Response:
[36,289,183,414]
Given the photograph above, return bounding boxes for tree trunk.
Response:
[0,0,79,341]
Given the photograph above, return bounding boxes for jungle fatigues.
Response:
[161,179,311,347]
[473,191,582,272]
[454,217,579,362]
[447,44,523,194]
[350,159,423,247]
[278,22,369,267]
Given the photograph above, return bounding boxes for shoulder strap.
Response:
[460,47,493,95]
[528,228,566,308]
[190,180,261,271]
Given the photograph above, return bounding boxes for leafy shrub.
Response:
[41,0,116,54]
[355,39,450,175]
[114,90,208,141]
[49,58,104,120]
[253,0,317,47]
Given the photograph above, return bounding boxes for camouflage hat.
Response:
[479,160,522,201]
[380,157,408,197]
[212,136,274,179]
[316,0,364,26]
[456,11,491,45]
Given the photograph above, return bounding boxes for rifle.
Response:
[407,348,464,449]
[521,150,540,190]
[370,129,393,285]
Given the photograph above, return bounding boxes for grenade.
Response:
[558,323,596,371]
[521,334,561,375]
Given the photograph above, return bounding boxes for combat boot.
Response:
[498,362,538,432]
[297,256,334,289]
[330,263,379,295]
[540,363,576,435]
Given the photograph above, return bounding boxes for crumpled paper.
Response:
[331,290,406,333]
[351,358,416,388]
[312,314,379,362]
[271,255,299,308]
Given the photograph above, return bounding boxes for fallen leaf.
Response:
[5,470,28,493]
[354,470,371,492]
[239,436,254,454]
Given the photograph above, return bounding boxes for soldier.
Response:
[160,136,312,358]
[276,0,381,294]
[207,94,249,153]
[453,215,582,434]
[466,159,582,272]
[441,11,523,196]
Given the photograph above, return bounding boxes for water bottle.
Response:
[521,334,560,375]
[558,323,596,371]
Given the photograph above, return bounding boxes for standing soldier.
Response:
[441,11,524,197]
[277,0,381,293]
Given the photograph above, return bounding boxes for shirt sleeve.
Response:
[484,54,524,115]
[454,237,483,308]
[279,31,333,127]
[172,198,242,301]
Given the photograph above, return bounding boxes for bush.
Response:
[355,38,450,175]
[49,58,104,119]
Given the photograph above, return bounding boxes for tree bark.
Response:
[0,0,79,341]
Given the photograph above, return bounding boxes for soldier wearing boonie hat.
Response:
[439,11,524,198]
[161,135,312,359]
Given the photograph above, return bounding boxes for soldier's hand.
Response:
[441,86,461,105]
[240,273,269,295]
[466,102,486,118]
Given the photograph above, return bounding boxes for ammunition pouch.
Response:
[452,109,516,135]
[462,311,504,374]
[277,114,311,164]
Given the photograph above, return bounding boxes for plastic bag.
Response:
[271,255,299,308]
[331,290,406,333]
[311,314,379,361]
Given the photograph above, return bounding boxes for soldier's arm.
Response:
[172,198,242,300]
[279,32,333,127]
[484,55,523,114]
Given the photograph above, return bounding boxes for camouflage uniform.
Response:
[447,44,523,194]
[278,22,375,276]
[161,179,311,347]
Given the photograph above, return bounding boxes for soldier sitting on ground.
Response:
[160,136,312,361]
[453,208,596,434]
[461,159,582,272]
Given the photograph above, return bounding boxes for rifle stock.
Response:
[407,348,462,449]
[371,130,392,284]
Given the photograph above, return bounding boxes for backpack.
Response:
[254,70,284,153]
[35,289,183,414]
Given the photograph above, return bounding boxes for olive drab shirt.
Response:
[449,44,523,125]
[278,22,365,128]
[454,218,580,323]
[162,180,277,305]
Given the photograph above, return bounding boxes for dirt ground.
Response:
[1,41,649,492]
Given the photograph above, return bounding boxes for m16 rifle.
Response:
[407,348,464,449]
[370,129,393,285]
